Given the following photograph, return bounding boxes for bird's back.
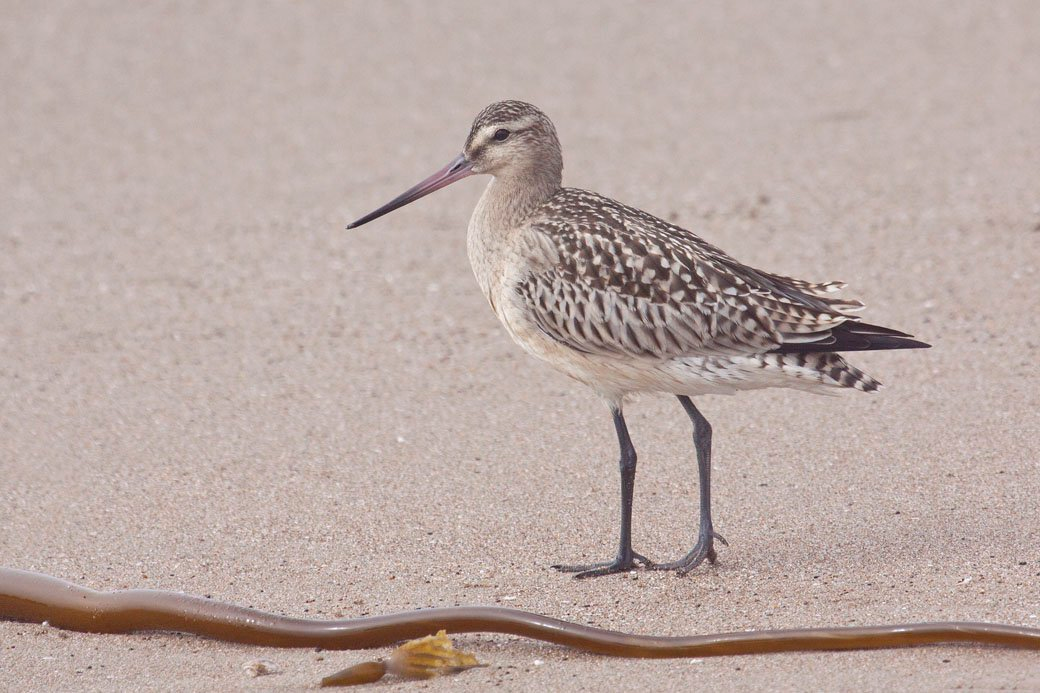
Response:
[501,187,927,399]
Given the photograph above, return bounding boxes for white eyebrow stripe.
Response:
[478,115,538,139]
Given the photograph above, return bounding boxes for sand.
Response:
[2,1,1039,690]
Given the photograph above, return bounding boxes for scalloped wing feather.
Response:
[517,189,862,360]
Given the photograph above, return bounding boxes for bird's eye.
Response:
[493,129,510,141]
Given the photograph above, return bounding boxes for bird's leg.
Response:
[651,396,728,575]
[552,406,651,578]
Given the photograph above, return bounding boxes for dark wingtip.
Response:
[839,322,932,351]
[861,336,932,351]
[774,322,932,354]
[844,322,914,338]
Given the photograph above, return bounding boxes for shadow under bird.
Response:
[348,101,930,578]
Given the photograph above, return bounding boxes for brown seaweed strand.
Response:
[2,568,1039,657]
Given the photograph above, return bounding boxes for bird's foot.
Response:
[551,551,652,579]
[649,531,728,575]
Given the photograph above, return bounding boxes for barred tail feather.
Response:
[814,353,882,392]
[758,352,883,393]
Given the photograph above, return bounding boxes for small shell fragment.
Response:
[242,659,280,677]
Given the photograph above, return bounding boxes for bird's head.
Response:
[462,100,562,179]
[347,100,562,229]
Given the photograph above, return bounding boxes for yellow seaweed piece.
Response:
[387,629,482,679]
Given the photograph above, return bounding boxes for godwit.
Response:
[348,101,930,578]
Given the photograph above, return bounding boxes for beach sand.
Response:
[2,2,1039,689]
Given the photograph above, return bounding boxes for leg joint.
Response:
[693,415,711,440]
[618,444,637,471]
[677,395,712,448]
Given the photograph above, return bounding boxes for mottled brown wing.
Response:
[517,192,856,359]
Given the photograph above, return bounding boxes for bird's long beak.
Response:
[346,153,474,229]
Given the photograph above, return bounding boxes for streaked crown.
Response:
[463,100,563,186]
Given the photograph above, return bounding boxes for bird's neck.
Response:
[467,171,560,301]
[471,169,561,233]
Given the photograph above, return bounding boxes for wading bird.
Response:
[348,101,929,578]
